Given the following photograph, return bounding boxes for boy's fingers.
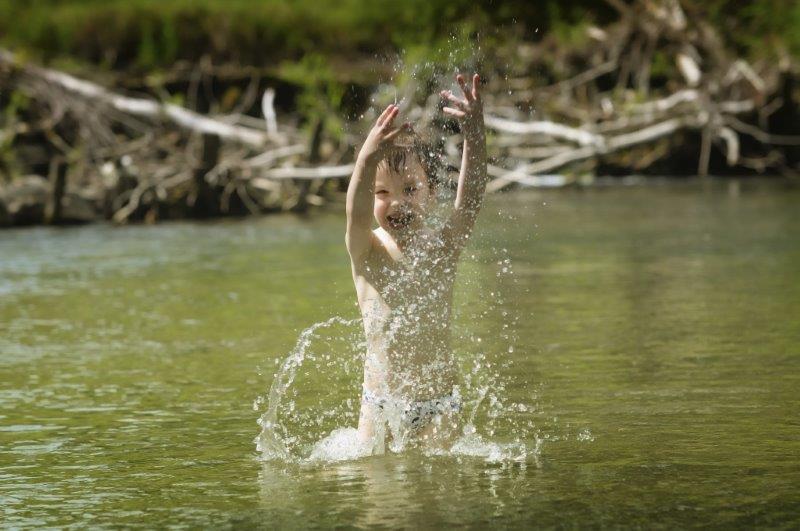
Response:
[456,74,473,102]
[377,104,395,126]
[472,73,481,101]
[440,90,467,109]
[382,105,392,125]
[443,107,466,118]
[384,126,404,141]
[384,106,400,127]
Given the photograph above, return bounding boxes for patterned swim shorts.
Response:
[362,388,462,431]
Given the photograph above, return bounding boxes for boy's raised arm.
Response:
[346,104,404,261]
[440,74,488,250]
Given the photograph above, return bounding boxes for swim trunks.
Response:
[362,388,462,431]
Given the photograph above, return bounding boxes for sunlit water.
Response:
[1,182,799,527]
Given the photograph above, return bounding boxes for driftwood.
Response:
[0,48,354,224]
[467,0,799,190]
[0,0,798,227]
[0,50,278,147]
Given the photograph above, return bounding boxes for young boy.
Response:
[346,73,487,453]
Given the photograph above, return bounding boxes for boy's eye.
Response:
[404,186,418,195]
[376,190,388,195]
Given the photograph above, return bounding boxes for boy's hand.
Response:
[438,73,488,252]
[440,73,485,143]
[357,104,406,165]
[346,104,406,261]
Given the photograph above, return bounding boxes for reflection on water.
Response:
[1,182,799,527]
[256,455,531,528]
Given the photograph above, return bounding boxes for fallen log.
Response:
[486,105,759,192]
[0,49,281,148]
[485,115,604,147]
[257,164,355,180]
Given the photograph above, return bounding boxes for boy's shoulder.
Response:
[371,228,403,262]
[349,228,395,270]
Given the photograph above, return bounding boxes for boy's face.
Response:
[373,153,431,236]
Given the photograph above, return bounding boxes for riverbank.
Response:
[2,175,796,229]
[1,0,798,228]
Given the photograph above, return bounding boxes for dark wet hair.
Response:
[375,129,443,190]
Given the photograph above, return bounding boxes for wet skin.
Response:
[345,74,487,450]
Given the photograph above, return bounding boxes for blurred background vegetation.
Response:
[1,0,797,72]
[2,0,797,135]
[0,0,798,226]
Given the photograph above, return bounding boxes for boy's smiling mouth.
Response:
[387,212,414,229]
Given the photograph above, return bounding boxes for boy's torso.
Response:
[352,227,459,401]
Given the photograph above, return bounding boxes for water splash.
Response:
[255,316,361,460]
[255,42,543,465]
[254,247,542,465]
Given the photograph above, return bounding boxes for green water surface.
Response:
[1,182,799,528]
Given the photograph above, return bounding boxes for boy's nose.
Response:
[391,200,411,212]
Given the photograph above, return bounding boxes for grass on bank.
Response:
[0,1,797,73]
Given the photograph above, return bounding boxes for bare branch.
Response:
[485,115,604,147]
[0,49,282,147]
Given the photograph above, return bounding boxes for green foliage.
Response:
[0,0,606,70]
[137,19,158,69]
[547,2,593,48]
[0,0,796,143]
[698,0,800,58]
[280,54,345,140]
[392,23,483,108]
[650,50,675,79]
[0,90,29,181]
[3,0,793,77]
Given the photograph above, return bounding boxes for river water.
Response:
[1,182,798,527]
